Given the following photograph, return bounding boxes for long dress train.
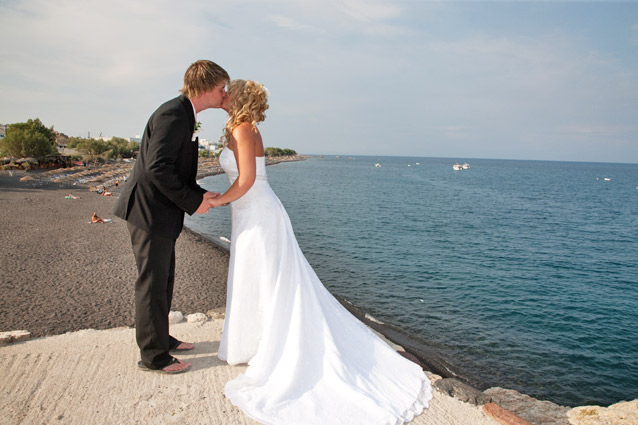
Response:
[217,147,432,425]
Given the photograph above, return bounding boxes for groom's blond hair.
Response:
[180,60,229,100]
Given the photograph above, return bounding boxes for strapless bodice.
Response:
[219,147,267,183]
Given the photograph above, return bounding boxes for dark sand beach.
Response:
[0,155,305,338]
[0,169,229,338]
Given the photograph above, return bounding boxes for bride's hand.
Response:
[204,191,221,199]
[209,196,228,208]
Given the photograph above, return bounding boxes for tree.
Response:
[67,136,139,161]
[264,147,297,157]
[0,118,57,158]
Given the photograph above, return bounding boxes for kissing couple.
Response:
[114,60,432,425]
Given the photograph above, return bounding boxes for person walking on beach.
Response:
[113,60,229,374]
[208,79,432,424]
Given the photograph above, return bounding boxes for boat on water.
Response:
[453,163,463,171]
[462,163,470,169]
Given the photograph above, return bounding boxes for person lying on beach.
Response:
[91,212,104,223]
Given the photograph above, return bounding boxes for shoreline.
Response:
[0,164,461,374]
[1,167,634,424]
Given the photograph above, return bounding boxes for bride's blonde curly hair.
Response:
[222,79,269,146]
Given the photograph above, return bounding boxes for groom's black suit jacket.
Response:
[113,95,206,239]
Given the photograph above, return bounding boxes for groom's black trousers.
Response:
[127,222,180,369]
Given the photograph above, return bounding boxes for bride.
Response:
[209,79,432,425]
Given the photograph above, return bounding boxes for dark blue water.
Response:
[186,156,638,407]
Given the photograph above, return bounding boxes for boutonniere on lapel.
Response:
[192,121,202,142]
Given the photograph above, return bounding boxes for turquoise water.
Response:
[186,156,638,407]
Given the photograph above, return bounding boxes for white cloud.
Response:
[341,0,402,21]
[1,0,636,162]
[268,15,320,32]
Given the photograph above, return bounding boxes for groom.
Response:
[114,60,229,373]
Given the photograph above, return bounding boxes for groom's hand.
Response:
[195,197,213,214]
[195,191,222,213]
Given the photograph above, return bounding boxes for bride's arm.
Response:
[210,123,259,207]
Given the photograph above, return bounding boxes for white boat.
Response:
[374,163,381,167]
[462,163,470,169]
[453,163,463,171]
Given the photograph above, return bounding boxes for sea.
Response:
[185,155,638,407]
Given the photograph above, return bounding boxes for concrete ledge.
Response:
[0,330,31,346]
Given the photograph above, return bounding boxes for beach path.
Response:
[0,320,498,425]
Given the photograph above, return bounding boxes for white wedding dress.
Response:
[217,147,432,425]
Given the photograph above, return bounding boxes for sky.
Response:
[1,0,637,163]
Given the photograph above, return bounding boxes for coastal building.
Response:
[55,131,68,152]
[94,136,115,142]
[90,136,142,144]
[198,138,221,153]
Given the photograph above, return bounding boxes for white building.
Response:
[198,138,221,152]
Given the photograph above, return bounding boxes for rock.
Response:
[567,399,638,425]
[483,403,534,425]
[398,350,424,368]
[186,313,208,323]
[484,387,570,425]
[168,311,184,324]
[206,308,225,320]
[0,330,31,345]
[425,371,443,385]
[0,333,12,345]
[434,378,491,405]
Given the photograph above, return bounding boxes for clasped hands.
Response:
[195,191,227,214]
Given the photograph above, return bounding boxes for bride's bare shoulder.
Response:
[232,123,262,144]
[233,122,259,134]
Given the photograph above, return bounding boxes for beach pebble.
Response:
[424,371,443,385]
[206,308,225,320]
[168,311,184,324]
[0,330,31,345]
[186,313,208,323]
